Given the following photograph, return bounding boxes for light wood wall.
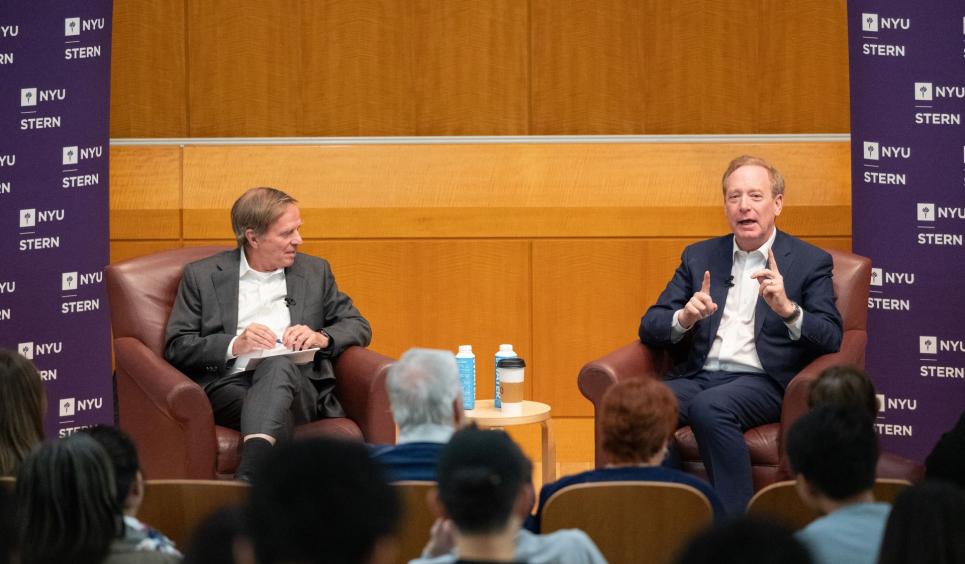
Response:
[110,0,849,137]
[110,142,852,417]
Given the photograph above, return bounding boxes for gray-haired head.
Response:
[386,348,462,432]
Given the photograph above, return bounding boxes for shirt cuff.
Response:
[226,336,239,360]
[785,310,804,341]
[671,310,690,344]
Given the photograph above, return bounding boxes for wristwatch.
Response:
[782,302,802,323]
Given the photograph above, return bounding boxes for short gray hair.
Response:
[386,348,461,431]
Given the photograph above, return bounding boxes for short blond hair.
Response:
[230,187,297,248]
[721,155,785,197]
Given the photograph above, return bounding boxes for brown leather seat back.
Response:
[826,248,871,333]
[106,246,230,354]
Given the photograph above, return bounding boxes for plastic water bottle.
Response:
[494,344,517,408]
[456,345,476,410]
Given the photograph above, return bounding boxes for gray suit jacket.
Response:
[163,249,372,395]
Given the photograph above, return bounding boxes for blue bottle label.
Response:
[457,356,475,410]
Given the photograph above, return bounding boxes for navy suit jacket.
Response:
[638,231,842,388]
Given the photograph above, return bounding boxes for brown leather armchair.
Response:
[106,246,395,479]
[578,248,871,491]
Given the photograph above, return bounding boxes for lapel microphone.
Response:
[283,296,296,308]
[725,276,735,288]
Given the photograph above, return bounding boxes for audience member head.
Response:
[435,426,531,536]
[878,480,965,564]
[16,434,122,564]
[386,348,463,435]
[601,378,677,465]
[230,186,297,249]
[82,425,143,516]
[0,349,46,476]
[808,364,878,417]
[0,485,15,564]
[787,406,879,506]
[246,437,399,564]
[925,411,965,489]
[183,505,246,564]
[674,517,811,564]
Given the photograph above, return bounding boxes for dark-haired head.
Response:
[436,426,531,534]
[808,365,878,418]
[674,517,811,564]
[878,480,965,564]
[247,437,399,564]
[16,433,122,564]
[0,349,46,476]
[787,406,879,501]
[82,425,141,512]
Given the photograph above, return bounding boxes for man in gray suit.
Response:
[164,187,371,480]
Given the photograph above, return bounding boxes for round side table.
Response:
[465,400,556,485]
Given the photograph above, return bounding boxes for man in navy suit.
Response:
[639,155,843,514]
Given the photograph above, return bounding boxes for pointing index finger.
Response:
[700,270,711,294]
[768,248,779,273]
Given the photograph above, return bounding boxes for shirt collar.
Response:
[398,423,455,444]
[239,247,284,280]
[732,228,778,263]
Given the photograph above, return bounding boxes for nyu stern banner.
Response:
[848,1,965,461]
[0,2,114,438]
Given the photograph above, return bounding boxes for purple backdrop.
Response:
[0,2,114,438]
[848,0,965,461]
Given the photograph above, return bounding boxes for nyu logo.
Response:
[917,202,965,221]
[63,145,103,164]
[915,82,965,101]
[877,394,917,412]
[65,17,105,36]
[59,397,103,417]
[863,141,910,160]
[16,341,63,360]
[920,336,937,354]
[870,268,915,287]
[861,13,910,32]
[0,154,15,166]
[62,270,103,291]
[0,25,18,37]
[21,208,65,227]
[20,88,66,106]
[0,280,14,294]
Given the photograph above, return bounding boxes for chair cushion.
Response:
[215,418,366,477]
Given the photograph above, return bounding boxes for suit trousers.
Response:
[663,370,784,515]
[205,356,319,440]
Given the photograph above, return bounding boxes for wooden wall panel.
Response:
[109,146,181,240]
[186,1,528,137]
[110,0,850,137]
[530,0,762,134]
[179,143,850,240]
[759,2,849,133]
[532,239,699,416]
[110,0,187,137]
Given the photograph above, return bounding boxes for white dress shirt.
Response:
[671,229,803,374]
[226,249,292,373]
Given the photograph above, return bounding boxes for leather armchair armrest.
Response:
[578,340,669,467]
[578,341,667,405]
[776,330,869,478]
[114,337,217,479]
[334,346,395,445]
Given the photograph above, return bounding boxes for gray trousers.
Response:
[205,356,326,440]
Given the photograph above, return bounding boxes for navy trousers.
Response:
[663,370,784,514]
